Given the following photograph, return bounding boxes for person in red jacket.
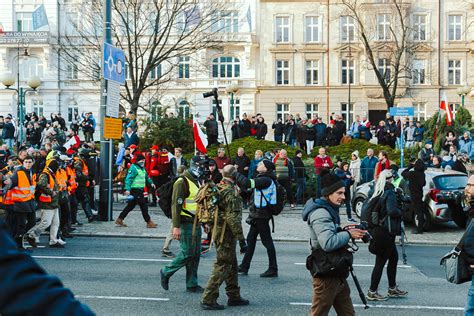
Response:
[146,145,171,206]
[313,147,333,198]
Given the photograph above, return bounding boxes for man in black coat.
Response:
[204,114,219,146]
[239,114,252,138]
[333,115,346,144]
[272,118,284,142]
[401,159,426,234]
[233,147,251,178]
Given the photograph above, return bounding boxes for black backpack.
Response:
[360,195,382,228]
[261,180,286,216]
[157,176,189,218]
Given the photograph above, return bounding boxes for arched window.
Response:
[19,57,44,78]
[150,101,163,121]
[212,56,240,78]
[178,100,190,119]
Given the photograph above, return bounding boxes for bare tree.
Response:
[55,0,236,113]
[341,0,417,110]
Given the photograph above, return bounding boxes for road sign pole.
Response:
[400,121,404,169]
[99,0,113,221]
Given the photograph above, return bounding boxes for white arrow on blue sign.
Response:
[103,43,125,84]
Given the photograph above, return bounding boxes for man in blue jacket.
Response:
[360,148,378,184]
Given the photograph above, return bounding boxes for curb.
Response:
[70,232,459,246]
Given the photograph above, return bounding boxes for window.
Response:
[32,100,44,117]
[212,56,240,78]
[448,59,462,85]
[212,11,239,33]
[178,100,190,119]
[66,60,78,80]
[305,16,320,43]
[230,98,240,119]
[276,103,290,121]
[378,58,391,83]
[66,11,79,34]
[19,58,44,78]
[275,16,290,43]
[305,60,319,85]
[449,103,461,119]
[149,64,162,80]
[448,15,462,41]
[413,102,427,121]
[16,12,33,31]
[276,60,290,85]
[377,14,391,41]
[306,103,319,120]
[151,101,163,121]
[178,56,190,79]
[341,102,354,128]
[413,14,426,41]
[212,99,222,117]
[412,59,426,85]
[341,59,354,84]
[340,16,355,42]
[68,106,79,122]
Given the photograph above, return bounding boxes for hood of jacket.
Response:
[256,170,277,180]
[414,159,426,172]
[302,197,340,224]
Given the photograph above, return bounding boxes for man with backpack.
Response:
[234,160,282,278]
[201,165,249,310]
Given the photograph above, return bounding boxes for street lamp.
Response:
[1,73,41,146]
[456,85,471,107]
[226,83,240,121]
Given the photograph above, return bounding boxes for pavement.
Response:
[32,236,470,316]
[73,203,464,245]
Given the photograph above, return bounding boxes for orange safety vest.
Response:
[38,172,55,203]
[2,169,14,205]
[56,169,68,192]
[10,169,35,202]
[67,166,78,194]
[74,157,90,187]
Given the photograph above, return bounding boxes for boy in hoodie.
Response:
[459,131,474,159]
[401,159,426,234]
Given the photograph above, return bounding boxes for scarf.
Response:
[376,159,390,176]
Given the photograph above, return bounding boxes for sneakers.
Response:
[50,242,65,248]
[161,249,175,258]
[146,220,158,228]
[25,235,37,248]
[367,290,388,301]
[115,218,127,227]
[347,218,357,223]
[57,239,67,246]
[388,286,408,298]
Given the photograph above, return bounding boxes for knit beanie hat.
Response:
[262,159,275,171]
[320,169,344,196]
[48,159,59,174]
[295,149,303,156]
[352,150,359,158]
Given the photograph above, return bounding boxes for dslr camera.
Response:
[345,221,373,244]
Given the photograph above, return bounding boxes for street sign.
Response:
[32,5,49,30]
[103,43,125,84]
[389,107,414,117]
[106,81,121,118]
[103,117,123,139]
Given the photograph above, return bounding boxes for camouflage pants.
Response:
[201,229,240,304]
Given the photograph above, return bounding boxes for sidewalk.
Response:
[73,203,464,245]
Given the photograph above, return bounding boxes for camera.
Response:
[203,88,218,99]
[354,221,373,243]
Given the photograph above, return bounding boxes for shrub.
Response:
[140,116,194,153]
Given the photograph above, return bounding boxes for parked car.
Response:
[351,168,468,231]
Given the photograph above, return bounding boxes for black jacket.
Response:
[334,120,346,142]
[293,156,306,179]
[233,155,251,177]
[272,122,284,136]
[203,119,218,136]
[255,122,267,140]
[401,160,426,201]
[231,123,241,141]
[239,119,251,137]
[235,171,277,220]
[379,183,403,236]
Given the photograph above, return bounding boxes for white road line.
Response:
[76,295,169,302]
[32,255,172,262]
[290,302,464,311]
[293,263,412,268]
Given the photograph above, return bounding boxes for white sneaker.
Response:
[56,239,67,246]
[91,209,98,216]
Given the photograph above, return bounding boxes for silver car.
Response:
[351,168,468,230]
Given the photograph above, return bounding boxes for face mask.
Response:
[137,161,145,168]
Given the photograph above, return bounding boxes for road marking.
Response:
[32,255,172,262]
[294,263,412,268]
[290,302,464,311]
[76,295,169,302]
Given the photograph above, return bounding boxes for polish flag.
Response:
[193,117,208,154]
[440,91,453,126]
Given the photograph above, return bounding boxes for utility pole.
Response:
[99,0,113,221]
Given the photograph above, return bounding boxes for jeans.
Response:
[75,187,93,219]
[306,140,315,155]
[370,236,398,291]
[466,276,474,316]
[240,218,277,272]
[344,189,352,220]
[4,138,14,149]
[274,134,283,142]
[295,178,306,204]
[27,209,61,245]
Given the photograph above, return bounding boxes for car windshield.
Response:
[433,175,468,190]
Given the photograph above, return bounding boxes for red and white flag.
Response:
[440,91,453,126]
[193,117,208,154]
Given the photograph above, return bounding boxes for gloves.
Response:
[239,239,248,254]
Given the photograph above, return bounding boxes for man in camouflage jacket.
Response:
[201,165,249,310]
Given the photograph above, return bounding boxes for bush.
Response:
[140,116,194,153]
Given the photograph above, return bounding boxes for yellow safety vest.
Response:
[181,177,198,218]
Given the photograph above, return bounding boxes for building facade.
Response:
[0,0,473,140]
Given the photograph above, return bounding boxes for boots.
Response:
[115,218,127,227]
[146,220,158,228]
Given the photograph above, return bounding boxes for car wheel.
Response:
[353,197,364,219]
[412,205,433,232]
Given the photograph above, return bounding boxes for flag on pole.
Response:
[246,6,252,32]
[440,90,453,126]
[193,117,208,154]
[32,4,49,30]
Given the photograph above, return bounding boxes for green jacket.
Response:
[36,172,59,210]
[124,164,152,191]
[171,171,198,228]
[216,178,244,241]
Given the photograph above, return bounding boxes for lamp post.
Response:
[226,83,240,121]
[456,85,471,107]
[1,73,41,146]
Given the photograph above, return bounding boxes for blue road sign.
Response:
[32,5,49,30]
[389,107,414,117]
[103,43,125,84]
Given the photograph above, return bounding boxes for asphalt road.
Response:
[31,237,470,316]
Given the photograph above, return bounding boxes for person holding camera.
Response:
[366,169,408,301]
[302,169,366,315]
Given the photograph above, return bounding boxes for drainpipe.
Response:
[326,0,330,122]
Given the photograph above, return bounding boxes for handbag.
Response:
[440,226,472,284]
[306,245,353,279]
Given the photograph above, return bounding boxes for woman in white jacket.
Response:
[349,150,361,196]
